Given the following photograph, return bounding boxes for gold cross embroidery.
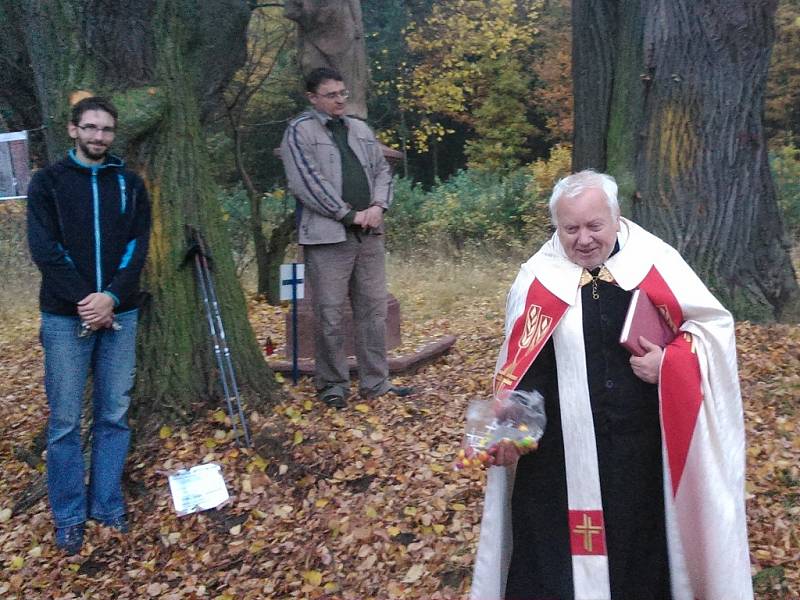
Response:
[495,364,519,389]
[573,513,603,553]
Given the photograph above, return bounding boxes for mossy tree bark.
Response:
[5,0,278,427]
[573,0,800,322]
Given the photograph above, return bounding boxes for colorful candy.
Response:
[454,394,546,471]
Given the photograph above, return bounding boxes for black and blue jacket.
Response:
[27,150,151,316]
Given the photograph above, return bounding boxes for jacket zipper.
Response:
[118,173,126,213]
[92,168,102,292]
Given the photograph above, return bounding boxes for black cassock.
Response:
[504,273,672,600]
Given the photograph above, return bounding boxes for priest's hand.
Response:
[487,439,531,467]
[630,336,662,384]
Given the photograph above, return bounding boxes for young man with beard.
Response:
[27,96,151,554]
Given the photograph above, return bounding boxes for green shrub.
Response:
[219,184,296,276]
[520,143,572,243]
[387,145,571,254]
[0,200,39,327]
[387,169,535,253]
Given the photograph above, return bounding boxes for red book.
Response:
[619,289,676,356]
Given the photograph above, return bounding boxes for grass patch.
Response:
[387,244,526,321]
[0,201,39,341]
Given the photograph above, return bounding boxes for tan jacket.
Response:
[280,109,393,245]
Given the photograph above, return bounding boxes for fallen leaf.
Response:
[402,563,425,583]
[302,570,323,586]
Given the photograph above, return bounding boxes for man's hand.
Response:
[77,292,115,327]
[630,336,662,384]
[360,205,384,230]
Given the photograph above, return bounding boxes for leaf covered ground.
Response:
[0,255,798,599]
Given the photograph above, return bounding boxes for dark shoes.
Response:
[362,385,415,399]
[102,514,129,533]
[385,385,414,398]
[55,515,128,554]
[55,523,85,554]
[320,385,414,408]
[320,390,347,409]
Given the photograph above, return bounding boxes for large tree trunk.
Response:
[231,122,273,299]
[7,0,278,426]
[573,0,800,322]
[225,16,293,303]
[284,0,369,118]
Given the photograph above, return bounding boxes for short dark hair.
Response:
[305,67,344,93]
[70,96,118,126]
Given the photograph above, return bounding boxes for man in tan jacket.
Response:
[280,67,411,408]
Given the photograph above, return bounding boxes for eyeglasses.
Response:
[316,90,350,100]
[76,124,116,135]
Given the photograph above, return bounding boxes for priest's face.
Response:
[555,187,620,269]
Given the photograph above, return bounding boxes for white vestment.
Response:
[470,218,753,600]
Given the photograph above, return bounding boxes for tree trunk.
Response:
[8,0,278,427]
[264,213,297,305]
[284,0,369,118]
[573,0,800,321]
[231,121,272,298]
[0,4,41,135]
[224,17,292,303]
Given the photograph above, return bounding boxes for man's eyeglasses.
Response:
[316,90,350,100]
[76,124,116,135]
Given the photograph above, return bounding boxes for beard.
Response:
[77,139,109,162]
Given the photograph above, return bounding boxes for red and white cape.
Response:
[470,218,753,600]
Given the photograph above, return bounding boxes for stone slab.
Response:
[283,294,401,359]
[269,334,457,376]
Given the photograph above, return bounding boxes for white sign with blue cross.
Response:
[279,263,305,301]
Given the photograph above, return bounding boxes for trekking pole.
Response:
[186,227,251,447]
[189,234,243,445]
[195,233,252,447]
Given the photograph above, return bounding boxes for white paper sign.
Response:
[0,130,30,200]
[279,263,305,301]
[167,463,229,516]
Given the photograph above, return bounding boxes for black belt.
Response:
[346,225,378,237]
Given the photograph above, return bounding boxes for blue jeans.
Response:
[40,310,138,528]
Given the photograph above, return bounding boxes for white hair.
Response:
[548,170,620,226]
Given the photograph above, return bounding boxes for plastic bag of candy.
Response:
[454,389,546,470]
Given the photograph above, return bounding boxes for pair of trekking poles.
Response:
[186,226,252,448]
